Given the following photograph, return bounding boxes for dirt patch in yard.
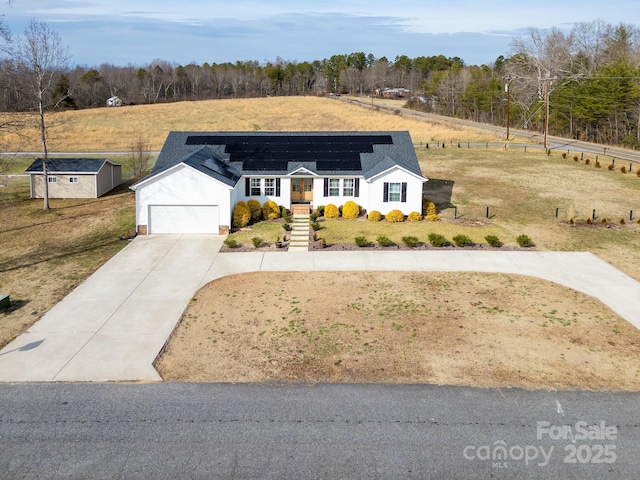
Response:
[156,271,640,390]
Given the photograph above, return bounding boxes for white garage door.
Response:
[149,205,219,234]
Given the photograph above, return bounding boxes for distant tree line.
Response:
[1,19,640,147]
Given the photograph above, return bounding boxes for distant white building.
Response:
[380,88,410,98]
[107,96,123,107]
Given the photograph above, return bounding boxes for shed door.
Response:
[149,205,219,234]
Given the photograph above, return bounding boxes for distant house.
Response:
[107,96,123,107]
[26,158,122,199]
[380,88,411,98]
[130,131,427,235]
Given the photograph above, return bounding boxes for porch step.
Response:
[291,204,312,215]
[288,213,310,252]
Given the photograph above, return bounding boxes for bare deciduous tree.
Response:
[9,19,71,209]
[126,136,152,180]
[0,0,13,46]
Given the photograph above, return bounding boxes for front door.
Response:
[291,178,313,202]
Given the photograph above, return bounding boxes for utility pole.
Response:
[543,75,557,151]
[503,76,511,141]
[371,71,374,107]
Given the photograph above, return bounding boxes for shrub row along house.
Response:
[130,131,427,235]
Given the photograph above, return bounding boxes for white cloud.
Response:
[4,0,639,66]
[12,0,640,33]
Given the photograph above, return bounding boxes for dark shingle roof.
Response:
[150,131,424,182]
[179,146,241,186]
[25,158,118,174]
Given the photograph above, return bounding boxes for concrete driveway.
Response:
[0,236,224,382]
[1,242,639,382]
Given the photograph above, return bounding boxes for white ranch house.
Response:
[131,131,427,235]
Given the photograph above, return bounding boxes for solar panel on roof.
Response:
[185,134,393,171]
[202,158,239,180]
[317,159,362,171]
[295,152,316,161]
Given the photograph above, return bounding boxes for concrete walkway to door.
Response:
[0,241,639,382]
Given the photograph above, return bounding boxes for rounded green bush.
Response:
[261,200,281,220]
[354,236,369,247]
[224,237,238,248]
[247,199,262,222]
[232,201,251,228]
[368,210,381,222]
[485,235,502,248]
[324,203,340,218]
[376,235,394,247]
[516,234,534,248]
[251,237,263,248]
[452,234,474,247]
[407,211,423,222]
[402,236,420,248]
[385,209,405,223]
[342,200,360,219]
[428,233,450,247]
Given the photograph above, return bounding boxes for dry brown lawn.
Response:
[156,271,640,390]
[0,179,135,349]
[0,96,496,153]
[419,147,640,282]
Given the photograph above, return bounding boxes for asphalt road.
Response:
[347,97,640,166]
[1,383,638,479]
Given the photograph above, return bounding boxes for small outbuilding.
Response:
[107,96,123,107]
[26,158,122,199]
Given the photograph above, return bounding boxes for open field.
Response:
[0,97,496,153]
[156,271,640,390]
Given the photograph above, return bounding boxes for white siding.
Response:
[311,172,424,215]
[233,176,290,207]
[366,168,425,215]
[312,177,362,208]
[135,164,232,231]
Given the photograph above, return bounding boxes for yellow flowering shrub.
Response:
[324,203,340,218]
[342,201,360,219]
[385,209,405,222]
[368,210,381,222]
[233,201,251,228]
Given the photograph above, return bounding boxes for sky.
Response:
[1,1,639,68]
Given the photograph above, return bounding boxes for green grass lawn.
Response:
[225,220,285,247]
[1,157,32,175]
[315,217,506,247]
